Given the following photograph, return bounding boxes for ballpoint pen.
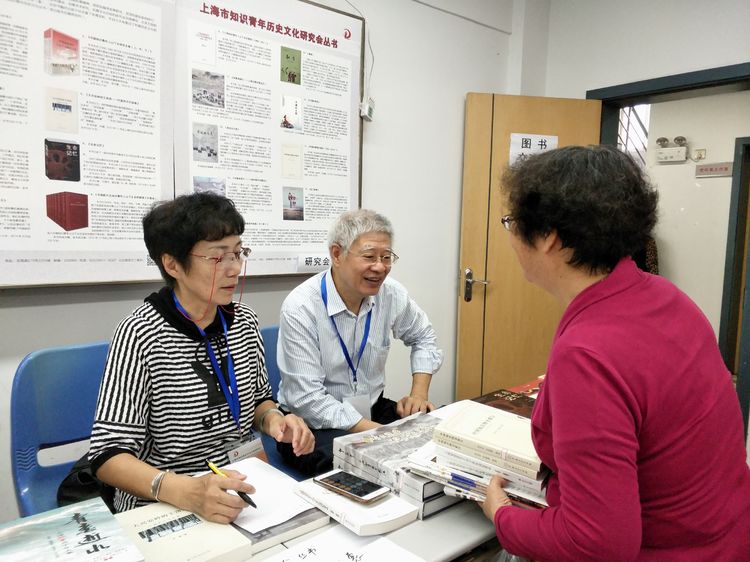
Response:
[205,459,257,508]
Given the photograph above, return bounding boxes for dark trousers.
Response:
[277,393,400,477]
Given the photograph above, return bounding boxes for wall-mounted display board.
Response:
[0,0,363,287]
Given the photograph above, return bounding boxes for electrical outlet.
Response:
[693,148,706,160]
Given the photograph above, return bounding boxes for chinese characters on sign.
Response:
[509,133,558,165]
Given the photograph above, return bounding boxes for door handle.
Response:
[464,268,489,302]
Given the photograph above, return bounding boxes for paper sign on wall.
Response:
[509,133,558,165]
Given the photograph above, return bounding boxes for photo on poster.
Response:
[280,95,302,130]
[192,122,218,162]
[281,144,302,179]
[192,69,225,107]
[280,46,301,85]
[45,88,79,134]
[193,176,226,196]
[44,138,80,182]
[43,28,79,75]
[46,191,88,231]
[283,187,304,221]
[191,27,216,66]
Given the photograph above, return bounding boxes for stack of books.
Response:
[408,389,549,509]
[332,413,462,519]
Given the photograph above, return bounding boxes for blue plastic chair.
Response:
[259,325,306,481]
[11,341,110,516]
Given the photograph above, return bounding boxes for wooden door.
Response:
[456,94,601,399]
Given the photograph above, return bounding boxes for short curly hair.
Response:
[502,145,658,274]
[143,192,244,287]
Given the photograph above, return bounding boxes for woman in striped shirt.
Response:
[89,193,314,522]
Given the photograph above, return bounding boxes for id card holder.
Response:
[224,433,264,463]
[344,393,371,420]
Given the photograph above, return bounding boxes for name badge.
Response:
[224,434,264,463]
[344,393,371,420]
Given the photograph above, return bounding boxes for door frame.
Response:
[586,62,750,438]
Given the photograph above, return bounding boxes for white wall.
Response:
[0,0,511,523]
[647,91,750,336]
[545,0,750,98]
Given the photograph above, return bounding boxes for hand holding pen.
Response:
[206,459,258,508]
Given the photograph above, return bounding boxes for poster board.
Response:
[0,0,364,287]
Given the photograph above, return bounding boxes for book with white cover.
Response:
[115,502,249,562]
[295,475,419,536]
[232,507,329,554]
[433,400,542,474]
[408,442,548,508]
[434,443,547,494]
[0,497,143,562]
[333,412,443,500]
[333,454,441,504]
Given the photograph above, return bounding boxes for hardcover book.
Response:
[46,191,88,231]
[472,388,536,419]
[295,478,419,536]
[332,413,442,500]
[432,400,543,476]
[0,497,143,562]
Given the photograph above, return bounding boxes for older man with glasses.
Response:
[276,208,443,475]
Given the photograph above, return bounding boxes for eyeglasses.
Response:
[500,215,515,232]
[190,247,251,267]
[354,250,399,267]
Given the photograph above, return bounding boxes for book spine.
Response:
[295,486,359,535]
[334,456,426,504]
[335,445,401,490]
[432,428,541,477]
[435,446,544,492]
[398,490,461,519]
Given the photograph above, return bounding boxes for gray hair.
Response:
[328,209,394,252]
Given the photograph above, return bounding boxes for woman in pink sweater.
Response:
[482,145,750,561]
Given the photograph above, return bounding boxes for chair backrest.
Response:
[11,341,109,516]
[260,325,280,400]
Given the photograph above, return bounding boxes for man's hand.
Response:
[268,412,315,456]
[479,475,512,521]
[396,394,435,417]
[397,372,434,417]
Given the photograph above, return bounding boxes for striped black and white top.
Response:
[89,289,272,512]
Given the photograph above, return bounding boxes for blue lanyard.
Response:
[321,273,372,387]
[172,292,241,430]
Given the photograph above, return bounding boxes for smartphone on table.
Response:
[313,469,390,503]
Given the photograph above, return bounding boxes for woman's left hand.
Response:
[268,413,315,456]
[480,475,513,520]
